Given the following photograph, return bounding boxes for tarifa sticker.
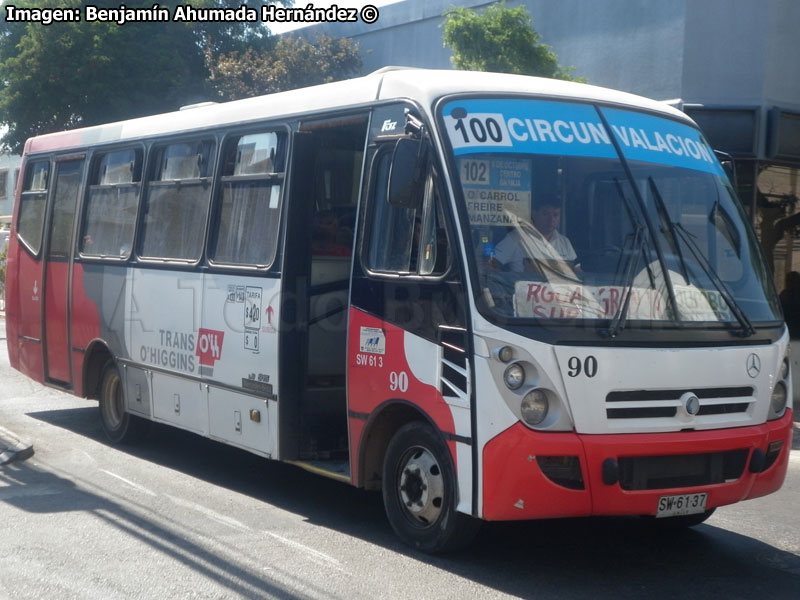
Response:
[359,326,386,355]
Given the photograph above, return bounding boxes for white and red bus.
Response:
[5,68,793,553]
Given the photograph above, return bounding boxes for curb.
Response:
[0,425,34,465]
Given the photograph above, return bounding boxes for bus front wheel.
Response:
[382,421,479,553]
[99,361,143,444]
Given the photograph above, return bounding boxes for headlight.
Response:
[771,381,788,415]
[503,363,525,390]
[521,390,549,426]
[780,358,790,381]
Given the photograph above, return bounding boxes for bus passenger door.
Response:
[279,114,368,465]
[43,158,84,385]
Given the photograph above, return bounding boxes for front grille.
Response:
[606,387,754,420]
[618,449,749,490]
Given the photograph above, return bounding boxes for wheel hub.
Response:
[398,447,445,526]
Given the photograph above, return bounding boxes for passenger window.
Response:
[366,148,450,276]
[81,149,142,258]
[17,161,49,254]
[210,131,286,266]
[139,140,215,261]
[48,160,84,259]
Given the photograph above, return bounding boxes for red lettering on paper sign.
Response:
[196,329,225,366]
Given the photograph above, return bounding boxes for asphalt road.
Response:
[1,317,799,599]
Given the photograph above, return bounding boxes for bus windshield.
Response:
[441,98,781,329]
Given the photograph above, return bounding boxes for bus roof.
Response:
[25,67,692,155]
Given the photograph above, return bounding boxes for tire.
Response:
[382,421,480,554]
[99,361,143,444]
[644,508,716,530]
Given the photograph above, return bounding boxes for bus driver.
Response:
[493,194,578,273]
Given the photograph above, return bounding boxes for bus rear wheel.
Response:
[382,421,479,554]
[99,361,143,444]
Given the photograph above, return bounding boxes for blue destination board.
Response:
[441,98,724,176]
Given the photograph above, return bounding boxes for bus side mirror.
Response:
[387,138,426,209]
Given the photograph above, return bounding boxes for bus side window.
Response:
[365,148,450,276]
[17,161,50,255]
[210,131,286,267]
[81,148,142,258]
[139,140,215,261]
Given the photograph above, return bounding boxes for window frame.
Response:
[206,127,289,270]
[136,136,217,264]
[47,157,86,261]
[78,145,145,261]
[361,141,454,281]
[16,159,51,257]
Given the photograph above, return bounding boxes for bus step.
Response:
[289,459,351,483]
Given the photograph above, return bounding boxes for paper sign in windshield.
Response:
[514,281,731,321]
[459,156,532,226]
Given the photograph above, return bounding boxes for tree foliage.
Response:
[207,34,362,101]
[442,2,582,81]
[0,1,208,151]
[1,1,362,152]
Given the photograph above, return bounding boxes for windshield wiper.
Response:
[709,194,741,254]
[605,223,647,337]
[600,178,652,338]
[672,222,755,337]
[596,109,683,330]
[601,177,655,338]
[648,178,691,283]
[647,177,753,336]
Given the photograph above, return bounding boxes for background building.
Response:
[299,0,800,287]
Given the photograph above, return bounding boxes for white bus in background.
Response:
[4,68,793,553]
[0,150,21,221]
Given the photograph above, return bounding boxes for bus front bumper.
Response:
[481,410,794,521]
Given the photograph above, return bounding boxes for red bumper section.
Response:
[482,411,794,521]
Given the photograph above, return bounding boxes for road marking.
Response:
[165,494,251,532]
[100,469,157,497]
[263,531,345,572]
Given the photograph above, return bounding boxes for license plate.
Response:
[656,493,708,518]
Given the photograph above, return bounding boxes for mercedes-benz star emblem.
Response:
[746,354,761,378]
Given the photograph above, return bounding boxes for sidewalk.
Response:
[0,425,34,465]
[0,309,34,465]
